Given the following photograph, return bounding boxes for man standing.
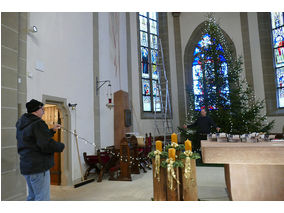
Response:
[183,109,220,152]
[16,99,65,201]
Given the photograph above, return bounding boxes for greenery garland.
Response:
[179,152,201,160]
[148,151,168,159]
[165,144,185,152]
[148,150,200,163]
[161,159,184,168]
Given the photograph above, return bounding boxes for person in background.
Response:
[183,108,220,152]
[16,99,65,201]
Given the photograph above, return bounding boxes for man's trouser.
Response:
[193,133,207,152]
[23,170,50,201]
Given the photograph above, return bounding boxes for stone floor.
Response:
[50,166,229,201]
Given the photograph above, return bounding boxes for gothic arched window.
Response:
[270,12,284,108]
[192,33,230,110]
[138,12,161,112]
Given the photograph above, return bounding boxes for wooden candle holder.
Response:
[181,159,198,201]
[166,167,181,201]
[152,159,167,201]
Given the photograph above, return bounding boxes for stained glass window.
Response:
[152,64,158,80]
[271,12,284,108]
[153,97,161,111]
[150,34,158,49]
[192,34,230,110]
[152,80,159,96]
[140,32,148,47]
[143,96,151,111]
[139,12,160,112]
[142,79,151,95]
[150,20,158,35]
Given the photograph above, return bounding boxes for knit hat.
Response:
[26,99,44,113]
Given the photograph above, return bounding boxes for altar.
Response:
[201,140,284,201]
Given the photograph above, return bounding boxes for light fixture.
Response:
[96,77,114,110]
[106,83,114,110]
[68,103,77,110]
[29,25,38,33]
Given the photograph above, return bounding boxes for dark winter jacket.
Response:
[187,116,217,134]
[16,113,65,175]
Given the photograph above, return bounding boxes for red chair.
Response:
[83,152,100,180]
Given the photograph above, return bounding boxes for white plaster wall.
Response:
[26,12,95,182]
[98,12,128,148]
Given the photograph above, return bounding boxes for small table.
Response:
[201,140,284,201]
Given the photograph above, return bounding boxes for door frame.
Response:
[42,95,72,186]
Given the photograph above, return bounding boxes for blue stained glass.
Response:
[271,12,284,108]
[192,33,230,110]
[220,62,228,76]
[223,80,230,91]
[141,47,149,78]
[194,47,201,55]
[193,57,200,65]
[152,80,159,96]
[194,95,204,110]
[150,34,158,49]
[151,50,158,64]
[278,88,284,107]
[152,64,159,79]
[277,67,284,88]
[141,63,149,78]
[275,47,284,68]
[217,43,224,52]
[272,27,284,48]
[198,34,211,48]
[142,79,151,95]
[140,31,148,47]
[139,16,148,32]
[219,55,226,62]
[271,12,284,29]
[139,12,160,112]
[220,91,230,105]
[193,80,203,95]
[150,20,158,35]
[192,65,202,80]
[143,96,151,111]
[141,47,148,62]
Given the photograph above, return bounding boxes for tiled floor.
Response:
[50,166,229,201]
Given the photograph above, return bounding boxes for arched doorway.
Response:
[42,95,72,186]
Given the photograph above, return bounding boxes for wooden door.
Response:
[42,105,61,185]
[50,128,61,185]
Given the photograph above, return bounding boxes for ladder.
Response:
[153,38,173,146]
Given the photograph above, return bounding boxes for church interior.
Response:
[1,8,284,206]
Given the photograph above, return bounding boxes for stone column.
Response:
[172,12,186,127]
[1,12,28,200]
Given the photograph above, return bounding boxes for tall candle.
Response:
[156,140,162,152]
[171,133,178,143]
[168,148,176,161]
[185,139,192,151]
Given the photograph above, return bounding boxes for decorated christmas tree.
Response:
[179,15,274,140]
